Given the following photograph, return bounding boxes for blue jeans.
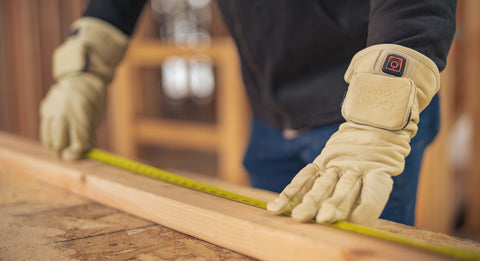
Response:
[243,95,440,226]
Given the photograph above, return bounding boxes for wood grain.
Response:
[0,133,479,261]
[0,168,254,260]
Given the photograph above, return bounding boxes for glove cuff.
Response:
[53,17,128,83]
[342,44,440,131]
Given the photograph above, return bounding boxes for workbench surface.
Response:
[0,169,254,260]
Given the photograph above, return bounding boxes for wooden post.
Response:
[109,60,138,158]
[216,38,250,185]
[415,42,457,233]
[464,0,480,232]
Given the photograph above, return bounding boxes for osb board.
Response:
[0,168,254,260]
[0,132,479,261]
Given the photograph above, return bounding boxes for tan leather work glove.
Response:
[267,44,440,226]
[40,18,127,160]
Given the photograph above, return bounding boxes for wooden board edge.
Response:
[0,132,457,261]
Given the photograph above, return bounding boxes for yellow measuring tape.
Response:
[86,148,480,260]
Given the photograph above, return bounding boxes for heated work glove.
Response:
[267,44,440,226]
[40,18,127,160]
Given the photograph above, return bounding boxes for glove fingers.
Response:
[61,116,91,160]
[267,164,320,214]
[61,144,85,160]
[349,172,393,226]
[50,117,69,154]
[316,169,362,223]
[40,116,52,150]
[290,168,339,222]
[41,115,69,156]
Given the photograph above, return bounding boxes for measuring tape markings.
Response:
[86,149,480,261]
[86,149,267,208]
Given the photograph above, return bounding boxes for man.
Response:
[40,0,457,226]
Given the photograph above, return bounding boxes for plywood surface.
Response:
[0,168,255,260]
[0,132,479,261]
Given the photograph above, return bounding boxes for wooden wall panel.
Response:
[463,0,480,232]
[0,0,87,140]
[0,1,15,132]
[39,0,62,97]
[11,0,43,139]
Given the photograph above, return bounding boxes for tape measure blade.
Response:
[85,149,480,260]
[85,149,267,209]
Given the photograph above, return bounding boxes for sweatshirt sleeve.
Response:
[367,0,457,71]
[83,0,148,36]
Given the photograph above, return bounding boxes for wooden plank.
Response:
[0,133,479,260]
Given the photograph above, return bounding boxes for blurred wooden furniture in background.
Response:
[106,3,250,184]
[416,0,480,236]
[109,36,250,184]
